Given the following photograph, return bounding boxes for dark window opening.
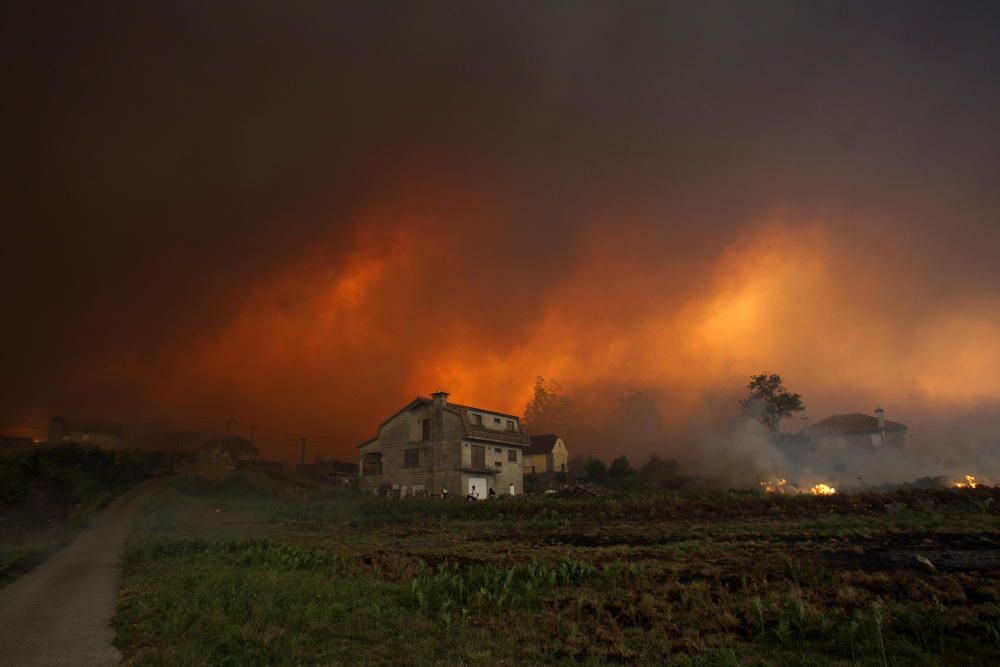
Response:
[403,449,419,468]
[495,461,502,467]
[493,417,501,424]
[508,450,517,462]
[421,419,430,441]
[472,414,482,426]
[362,453,383,476]
[506,420,516,432]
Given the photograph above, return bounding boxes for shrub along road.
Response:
[0,477,168,666]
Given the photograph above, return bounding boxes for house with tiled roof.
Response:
[357,392,528,498]
[807,408,907,450]
[523,434,569,475]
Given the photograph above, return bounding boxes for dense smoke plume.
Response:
[2,2,998,472]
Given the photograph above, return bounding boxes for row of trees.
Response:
[521,372,804,488]
[523,452,687,491]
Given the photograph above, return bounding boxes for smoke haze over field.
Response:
[2,2,999,467]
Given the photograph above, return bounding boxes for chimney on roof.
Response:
[874,407,885,430]
[432,391,449,412]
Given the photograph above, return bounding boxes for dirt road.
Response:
[0,477,166,666]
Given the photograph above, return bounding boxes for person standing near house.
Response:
[508,482,515,496]
[488,487,496,499]
[441,486,448,499]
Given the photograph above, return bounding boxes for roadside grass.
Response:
[115,472,1000,665]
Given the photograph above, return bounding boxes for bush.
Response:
[0,445,172,511]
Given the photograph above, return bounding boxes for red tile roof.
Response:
[810,413,907,434]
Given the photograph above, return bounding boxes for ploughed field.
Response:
[115,472,1000,666]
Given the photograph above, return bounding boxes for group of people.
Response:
[464,485,496,500]
[440,484,511,500]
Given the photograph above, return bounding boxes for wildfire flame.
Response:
[954,474,978,489]
[760,479,837,495]
[760,479,789,493]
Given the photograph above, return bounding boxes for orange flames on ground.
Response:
[953,475,978,489]
[760,479,790,493]
[760,479,837,495]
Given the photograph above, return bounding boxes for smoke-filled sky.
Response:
[3,1,999,461]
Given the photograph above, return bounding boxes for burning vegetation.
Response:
[954,474,979,489]
[760,479,837,495]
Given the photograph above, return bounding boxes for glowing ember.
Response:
[760,479,789,493]
[954,474,978,489]
[810,483,836,496]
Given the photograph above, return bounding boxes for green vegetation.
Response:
[0,445,171,584]
[115,470,1000,665]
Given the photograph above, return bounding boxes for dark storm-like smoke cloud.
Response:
[2,1,999,462]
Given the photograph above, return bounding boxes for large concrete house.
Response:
[358,392,528,498]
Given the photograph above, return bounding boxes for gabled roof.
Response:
[810,413,907,435]
[358,395,530,447]
[525,433,561,456]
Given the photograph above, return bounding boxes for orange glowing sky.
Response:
[2,3,999,462]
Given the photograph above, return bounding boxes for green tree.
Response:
[608,455,632,479]
[585,457,607,482]
[738,372,804,433]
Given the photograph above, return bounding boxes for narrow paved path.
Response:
[0,477,167,666]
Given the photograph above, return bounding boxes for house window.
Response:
[495,461,502,467]
[403,449,419,468]
[494,447,502,453]
[508,450,517,462]
[472,414,482,426]
[506,420,516,432]
[421,419,430,441]
[493,417,501,424]
[362,453,383,476]
[471,445,485,469]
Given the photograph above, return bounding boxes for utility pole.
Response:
[300,437,306,466]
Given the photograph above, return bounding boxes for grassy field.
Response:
[114,471,1000,666]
